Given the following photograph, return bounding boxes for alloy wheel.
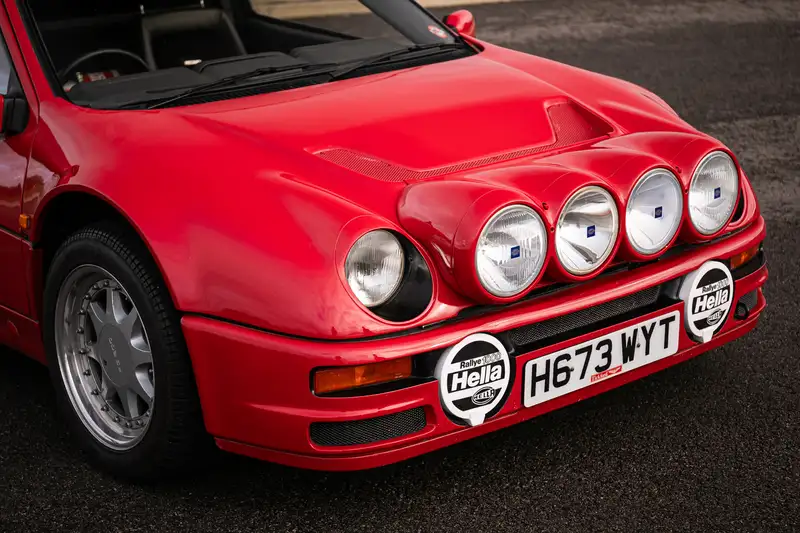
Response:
[54,265,155,450]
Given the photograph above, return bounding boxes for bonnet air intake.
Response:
[315,101,612,182]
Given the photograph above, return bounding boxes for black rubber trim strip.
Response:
[185,224,765,345]
[185,310,452,344]
[13,0,67,99]
[0,223,26,240]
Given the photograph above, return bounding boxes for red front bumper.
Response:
[182,217,767,471]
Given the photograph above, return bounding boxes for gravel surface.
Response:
[1,1,798,531]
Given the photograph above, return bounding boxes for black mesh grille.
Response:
[739,290,758,311]
[509,286,662,348]
[310,408,426,447]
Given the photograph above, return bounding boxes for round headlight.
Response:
[626,169,684,255]
[689,151,739,235]
[556,186,619,276]
[476,205,547,298]
[345,230,405,308]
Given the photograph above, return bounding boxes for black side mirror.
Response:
[0,95,29,137]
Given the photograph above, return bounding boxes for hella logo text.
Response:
[693,289,730,313]
[471,387,496,406]
[449,363,504,393]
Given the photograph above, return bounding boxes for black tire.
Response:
[43,222,208,481]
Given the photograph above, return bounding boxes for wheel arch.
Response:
[30,187,179,320]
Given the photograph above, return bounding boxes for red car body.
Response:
[0,3,766,470]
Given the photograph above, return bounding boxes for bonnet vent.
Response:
[314,101,613,182]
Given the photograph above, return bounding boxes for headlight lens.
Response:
[626,169,684,255]
[556,186,619,275]
[476,205,547,297]
[689,151,739,235]
[345,230,405,308]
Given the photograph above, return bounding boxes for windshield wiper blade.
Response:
[329,42,464,80]
[144,43,464,109]
[147,63,337,109]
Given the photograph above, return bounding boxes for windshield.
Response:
[24,0,470,109]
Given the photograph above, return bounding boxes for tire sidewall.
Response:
[44,229,180,475]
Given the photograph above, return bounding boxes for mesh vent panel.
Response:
[738,290,758,311]
[310,407,426,447]
[509,286,662,348]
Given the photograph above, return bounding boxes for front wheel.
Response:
[43,223,207,480]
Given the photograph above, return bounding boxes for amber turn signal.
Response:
[314,358,413,395]
[18,214,31,230]
[730,245,760,270]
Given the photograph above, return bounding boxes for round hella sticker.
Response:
[679,261,734,343]
[435,333,511,427]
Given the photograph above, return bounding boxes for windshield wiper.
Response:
[144,43,464,109]
[329,42,465,80]
[147,63,337,109]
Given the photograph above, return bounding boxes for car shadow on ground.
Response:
[1,305,787,533]
[0,341,716,498]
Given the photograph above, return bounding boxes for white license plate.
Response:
[522,310,681,408]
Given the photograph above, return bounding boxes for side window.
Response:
[0,38,12,95]
[0,33,27,135]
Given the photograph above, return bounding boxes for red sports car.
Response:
[0,0,766,480]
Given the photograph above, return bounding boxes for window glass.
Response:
[0,40,11,94]
[250,1,410,41]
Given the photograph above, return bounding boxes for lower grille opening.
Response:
[310,407,427,447]
[507,285,666,351]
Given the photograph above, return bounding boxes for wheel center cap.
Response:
[98,326,131,387]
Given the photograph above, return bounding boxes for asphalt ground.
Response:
[1,1,799,531]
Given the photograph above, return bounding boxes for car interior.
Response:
[25,0,461,106]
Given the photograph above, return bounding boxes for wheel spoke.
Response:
[85,347,102,364]
[100,377,117,403]
[107,288,126,324]
[120,306,139,338]
[130,335,152,369]
[130,371,154,407]
[88,301,106,334]
[121,388,142,419]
